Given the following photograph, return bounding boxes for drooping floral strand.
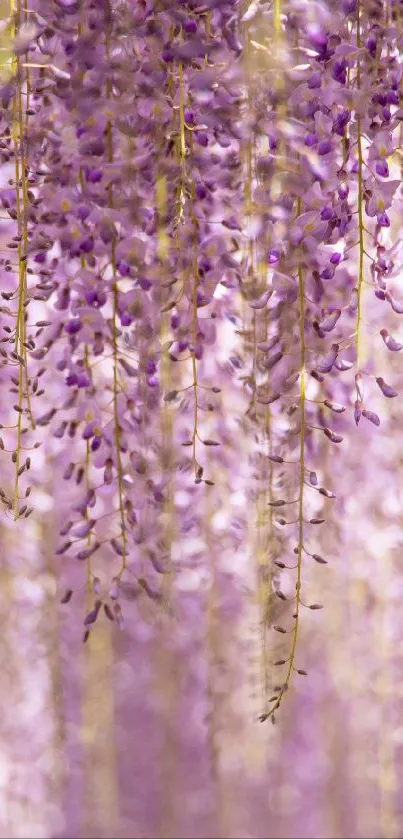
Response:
[3,0,403,748]
[355,3,366,377]
[106,5,127,580]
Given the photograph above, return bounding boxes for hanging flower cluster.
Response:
[2,0,403,723]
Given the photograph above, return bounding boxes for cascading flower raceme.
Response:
[1,0,402,726]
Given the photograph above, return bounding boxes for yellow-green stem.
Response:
[273,0,281,36]
[179,59,200,474]
[270,262,305,718]
[11,0,27,518]
[355,0,365,371]
[106,16,127,570]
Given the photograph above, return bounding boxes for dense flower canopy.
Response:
[1,0,403,836]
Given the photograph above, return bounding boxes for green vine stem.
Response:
[355,0,365,372]
[11,0,29,519]
[105,9,127,574]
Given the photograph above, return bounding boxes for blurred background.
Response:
[2,1,403,837]
[1,399,403,839]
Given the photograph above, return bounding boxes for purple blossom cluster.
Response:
[1,0,403,751]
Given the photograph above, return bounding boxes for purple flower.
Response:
[368,131,394,163]
[376,377,398,397]
[184,108,195,125]
[77,205,90,221]
[184,19,197,33]
[317,139,332,156]
[378,211,390,228]
[376,160,389,177]
[332,60,347,85]
[85,167,103,183]
[77,373,91,388]
[65,319,82,335]
[268,249,281,265]
[118,259,131,277]
[332,109,351,136]
[308,72,322,90]
[80,237,94,253]
[195,184,207,200]
[366,37,377,58]
[386,90,399,105]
